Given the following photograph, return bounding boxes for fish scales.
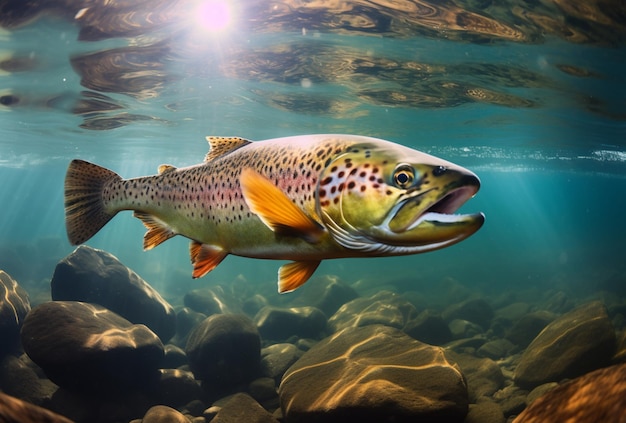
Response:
[98,137,354,258]
[65,134,484,293]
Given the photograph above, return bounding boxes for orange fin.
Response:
[240,168,325,243]
[278,261,321,293]
[133,211,177,250]
[205,136,252,162]
[190,241,228,278]
[158,164,177,174]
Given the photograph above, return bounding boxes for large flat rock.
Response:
[51,245,176,342]
[279,324,468,423]
[21,301,164,393]
[514,363,626,423]
[514,301,616,389]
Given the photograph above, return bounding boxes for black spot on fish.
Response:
[433,166,447,177]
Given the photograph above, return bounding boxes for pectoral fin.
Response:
[240,168,325,243]
[278,261,321,293]
[133,211,177,250]
[190,241,228,278]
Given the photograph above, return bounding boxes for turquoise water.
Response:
[1,2,626,422]
[1,8,624,301]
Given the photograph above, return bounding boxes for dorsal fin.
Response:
[158,164,177,174]
[205,136,252,162]
[240,168,325,243]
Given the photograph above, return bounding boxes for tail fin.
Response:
[64,159,121,245]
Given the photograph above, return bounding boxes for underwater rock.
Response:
[540,290,574,314]
[0,392,73,423]
[211,393,279,423]
[279,324,468,423]
[20,301,164,393]
[185,314,260,393]
[142,405,190,423]
[513,363,626,423]
[403,309,452,345]
[260,343,305,382]
[184,287,242,316]
[51,246,176,342]
[445,351,505,402]
[328,290,418,333]
[173,307,207,347]
[254,306,327,341]
[494,302,531,322]
[448,319,485,339]
[243,294,270,317]
[289,275,358,316]
[505,310,555,348]
[442,298,494,330]
[477,339,516,360]
[180,399,206,417]
[445,335,487,352]
[163,344,188,369]
[613,330,626,364]
[0,270,30,354]
[153,369,203,409]
[494,385,528,417]
[0,354,57,406]
[514,301,616,389]
[525,382,558,406]
[465,401,505,423]
[48,385,155,423]
[248,377,279,405]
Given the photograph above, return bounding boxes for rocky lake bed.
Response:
[1,245,626,422]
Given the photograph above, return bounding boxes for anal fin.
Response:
[133,211,177,250]
[190,241,228,278]
[278,261,321,293]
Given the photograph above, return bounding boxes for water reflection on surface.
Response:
[0,0,624,130]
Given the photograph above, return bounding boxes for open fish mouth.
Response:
[379,175,484,247]
[401,184,481,232]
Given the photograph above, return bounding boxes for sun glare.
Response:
[194,0,233,33]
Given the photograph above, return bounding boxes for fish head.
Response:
[317,140,484,254]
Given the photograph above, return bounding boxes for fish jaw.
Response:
[318,141,484,256]
[371,172,484,249]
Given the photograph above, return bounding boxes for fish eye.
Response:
[392,164,415,188]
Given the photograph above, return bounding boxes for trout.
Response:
[64,134,484,293]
